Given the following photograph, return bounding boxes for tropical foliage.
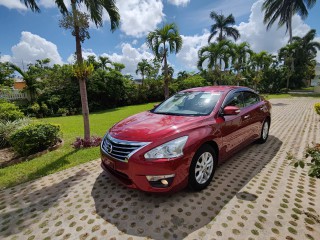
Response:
[147,23,183,99]
[208,11,240,42]
[22,0,120,143]
[9,123,60,156]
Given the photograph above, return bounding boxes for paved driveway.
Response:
[1,98,320,240]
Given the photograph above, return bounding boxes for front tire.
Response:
[188,144,217,191]
[256,119,270,144]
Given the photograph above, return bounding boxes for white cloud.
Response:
[104,43,154,76]
[67,43,154,77]
[67,49,97,63]
[237,0,318,57]
[0,55,12,63]
[2,31,63,68]
[176,30,211,70]
[0,0,27,10]
[115,0,164,37]
[167,0,190,7]
[38,0,58,8]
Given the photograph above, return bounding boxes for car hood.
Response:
[109,111,207,141]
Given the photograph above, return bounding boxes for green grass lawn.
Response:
[0,102,155,189]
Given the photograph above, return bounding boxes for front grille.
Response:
[101,134,150,162]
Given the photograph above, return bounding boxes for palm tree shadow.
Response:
[0,169,90,238]
[91,136,282,239]
[27,149,80,180]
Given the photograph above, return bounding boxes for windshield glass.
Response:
[153,91,221,116]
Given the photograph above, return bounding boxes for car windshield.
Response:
[153,91,221,116]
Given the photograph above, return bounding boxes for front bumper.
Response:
[100,150,190,193]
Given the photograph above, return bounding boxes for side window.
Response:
[243,91,260,107]
[224,92,244,108]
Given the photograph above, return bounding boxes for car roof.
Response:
[180,86,253,93]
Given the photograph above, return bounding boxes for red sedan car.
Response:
[100,86,271,193]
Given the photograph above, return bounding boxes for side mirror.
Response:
[223,106,240,115]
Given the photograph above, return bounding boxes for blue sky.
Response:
[0,0,319,77]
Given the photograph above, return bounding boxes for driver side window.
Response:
[224,92,244,108]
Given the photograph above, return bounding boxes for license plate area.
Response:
[105,158,115,169]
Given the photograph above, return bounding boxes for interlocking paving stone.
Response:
[0,98,320,240]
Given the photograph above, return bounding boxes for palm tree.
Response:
[250,51,275,72]
[231,42,252,85]
[292,29,320,60]
[147,23,183,99]
[21,0,120,142]
[198,40,232,84]
[136,59,151,84]
[208,11,240,43]
[98,56,111,70]
[9,64,39,102]
[280,29,320,88]
[177,71,190,80]
[262,0,316,43]
[249,51,275,90]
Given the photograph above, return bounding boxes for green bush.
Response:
[0,118,31,148]
[9,123,60,156]
[315,103,320,116]
[288,144,320,178]
[0,101,25,121]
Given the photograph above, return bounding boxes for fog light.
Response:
[146,174,175,188]
[146,174,175,182]
[161,179,168,186]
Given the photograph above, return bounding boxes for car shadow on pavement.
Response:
[92,135,282,240]
[0,169,89,238]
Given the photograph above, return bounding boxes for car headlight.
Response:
[144,136,188,160]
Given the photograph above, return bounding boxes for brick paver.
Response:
[0,98,320,240]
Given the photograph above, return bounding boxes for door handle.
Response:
[243,115,250,119]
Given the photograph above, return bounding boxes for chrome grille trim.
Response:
[101,134,150,162]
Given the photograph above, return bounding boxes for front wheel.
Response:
[256,119,270,144]
[188,144,217,191]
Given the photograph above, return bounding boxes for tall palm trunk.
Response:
[163,52,169,99]
[72,0,90,141]
[287,5,294,89]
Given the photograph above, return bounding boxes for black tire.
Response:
[256,119,270,144]
[188,144,217,191]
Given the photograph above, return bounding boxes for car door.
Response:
[219,91,250,159]
[242,91,266,140]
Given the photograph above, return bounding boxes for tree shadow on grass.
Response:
[91,135,282,240]
[26,149,80,181]
[0,169,89,238]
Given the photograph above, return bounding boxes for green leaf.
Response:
[299,161,305,169]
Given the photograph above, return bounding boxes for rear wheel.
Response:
[256,119,269,144]
[188,144,217,191]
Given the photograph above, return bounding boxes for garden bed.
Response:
[0,138,64,168]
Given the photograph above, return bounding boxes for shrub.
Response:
[72,136,102,149]
[315,103,320,116]
[287,144,320,178]
[0,101,24,121]
[0,118,31,148]
[9,123,60,156]
[27,103,40,116]
[57,108,68,115]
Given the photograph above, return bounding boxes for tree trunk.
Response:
[287,7,294,89]
[72,1,90,141]
[163,53,169,99]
